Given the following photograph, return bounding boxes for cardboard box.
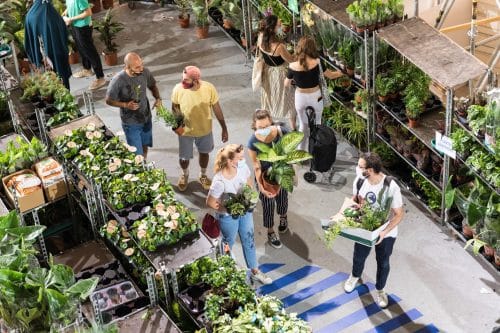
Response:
[328,197,389,247]
[44,179,68,202]
[2,169,45,212]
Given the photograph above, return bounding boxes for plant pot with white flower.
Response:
[94,9,124,66]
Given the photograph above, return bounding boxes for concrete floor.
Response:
[68,3,500,332]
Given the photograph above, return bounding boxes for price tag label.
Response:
[435,132,456,159]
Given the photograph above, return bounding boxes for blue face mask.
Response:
[256,127,271,137]
[237,159,247,169]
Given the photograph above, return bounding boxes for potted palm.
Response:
[253,132,312,194]
[94,9,124,66]
[191,0,210,39]
[175,0,191,28]
[217,0,242,30]
[405,96,423,128]
[375,74,393,103]
[68,34,79,64]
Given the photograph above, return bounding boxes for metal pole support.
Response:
[441,88,453,225]
[146,267,159,307]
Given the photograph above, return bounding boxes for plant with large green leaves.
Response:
[0,136,48,177]
[254,132,312,192]
[94,9,124,54]
[0,211,98,332]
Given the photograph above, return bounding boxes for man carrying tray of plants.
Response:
[343,152,404,309]
[106,52,162,159]
[171,66,228,192]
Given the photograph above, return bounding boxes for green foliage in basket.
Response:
[254,131,312,192]
[212,295,311,332]
[467,104,487,135]
[324,191,393,248]
[0,211,98,332]
[450,128,474,155]
[0,136,48,177]
[181,257,216,286]
[130,201,198,251]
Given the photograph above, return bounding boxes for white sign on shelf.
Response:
[435,132,456,159]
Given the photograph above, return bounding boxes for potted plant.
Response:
[216,0,241,30]
[375,74,393,103]
[387,0,404,23]
[338,38,359,76]
[191,0,211,39]
[68,34,79,64]
[253,132,312,194]
[156,105,185,135]
[174,0,191,28]
[405,96,423,128]
[94,9,124,66]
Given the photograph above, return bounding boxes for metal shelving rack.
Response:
[302,0,374,146]
[373,17,489,222]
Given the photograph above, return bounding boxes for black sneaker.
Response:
[267,232,282,249]
[278,216,288,233]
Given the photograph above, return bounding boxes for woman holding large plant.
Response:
[206,144,272,285]
[257,15,295,125]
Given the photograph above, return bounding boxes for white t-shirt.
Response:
[352,175,403,238]
[208,163,251,200]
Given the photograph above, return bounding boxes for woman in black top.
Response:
[285,36,342,150]
[257,15,295,126]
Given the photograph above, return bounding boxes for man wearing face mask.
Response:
[106,52,162,159]
[171,66,228,192]
[344,152,404,309]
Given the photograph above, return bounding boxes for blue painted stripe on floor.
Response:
[364,308,423,333]
[413,324,440,333]
[297,282,376,322]
[258,265,321,295]
[258,263,285,274]
[281,272,349,308]
[316,294,401,333]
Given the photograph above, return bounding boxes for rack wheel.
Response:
[304,172,316,183]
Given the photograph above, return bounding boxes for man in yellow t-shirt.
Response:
[171,66,228,192]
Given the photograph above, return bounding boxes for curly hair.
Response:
[360,152,383,174]
[259,15,279,52]
[251,109,274,130]
[296,36,319,71]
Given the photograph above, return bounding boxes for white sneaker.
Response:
[344,274,359,293]
[377,289,389,308]
[251,271,272,285]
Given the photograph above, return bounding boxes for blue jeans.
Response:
[352,237,396,290]
[122,119,153,156]
[217,212,257,270]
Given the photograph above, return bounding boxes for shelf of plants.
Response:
[373,17,488,221]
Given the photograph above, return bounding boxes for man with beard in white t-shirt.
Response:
[343,152,404,309]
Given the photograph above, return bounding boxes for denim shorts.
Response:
[122,119,153,156]
[178,132,214,160]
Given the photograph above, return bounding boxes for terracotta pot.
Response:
[68,52,79,64]
[173,126,185,136]
[355,95,362,104]
[378,95,388,103]
[196,25,209,39]
[18,58,31,74]
[494,251,500,268]
[90,0,101,13]
[179,14,190,28]
[259,173,280,196]
[388,92,398,100]
[408,118,418,128]
[103,52,118,66]
[345,67,355,77]
[462,224,474,240]
[222,18,233,29]
[102,0,113,9]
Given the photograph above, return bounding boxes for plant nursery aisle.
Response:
[64,2,500,333]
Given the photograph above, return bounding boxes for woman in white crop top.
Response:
[206,144,272,285]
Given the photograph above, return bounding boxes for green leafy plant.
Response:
[467,104,487,135]
[0,211,99,332]
[94,9,124,54]
[370,141,398,168]
[191,0,211,27]
[222,184,259,218]
[375,74,394,97]
[338,37,361,70]
[324,190,393,247]
[405,96,424,120]
[411,171,441,211]
[254,132,312,192]
[156,105,184,129]
[0,136,48,177]
[174,0,191,19]
[345,112,367,149]
[451,128,474,156]
[211,295,311,332]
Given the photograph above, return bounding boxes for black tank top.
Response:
[286,64,320,89]
[260,45,285,67]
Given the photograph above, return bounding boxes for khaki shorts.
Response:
[178,132,214,160]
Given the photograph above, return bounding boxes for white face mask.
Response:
[356,166,366,179]
[237,159,247,169]
[256,127,272,137]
